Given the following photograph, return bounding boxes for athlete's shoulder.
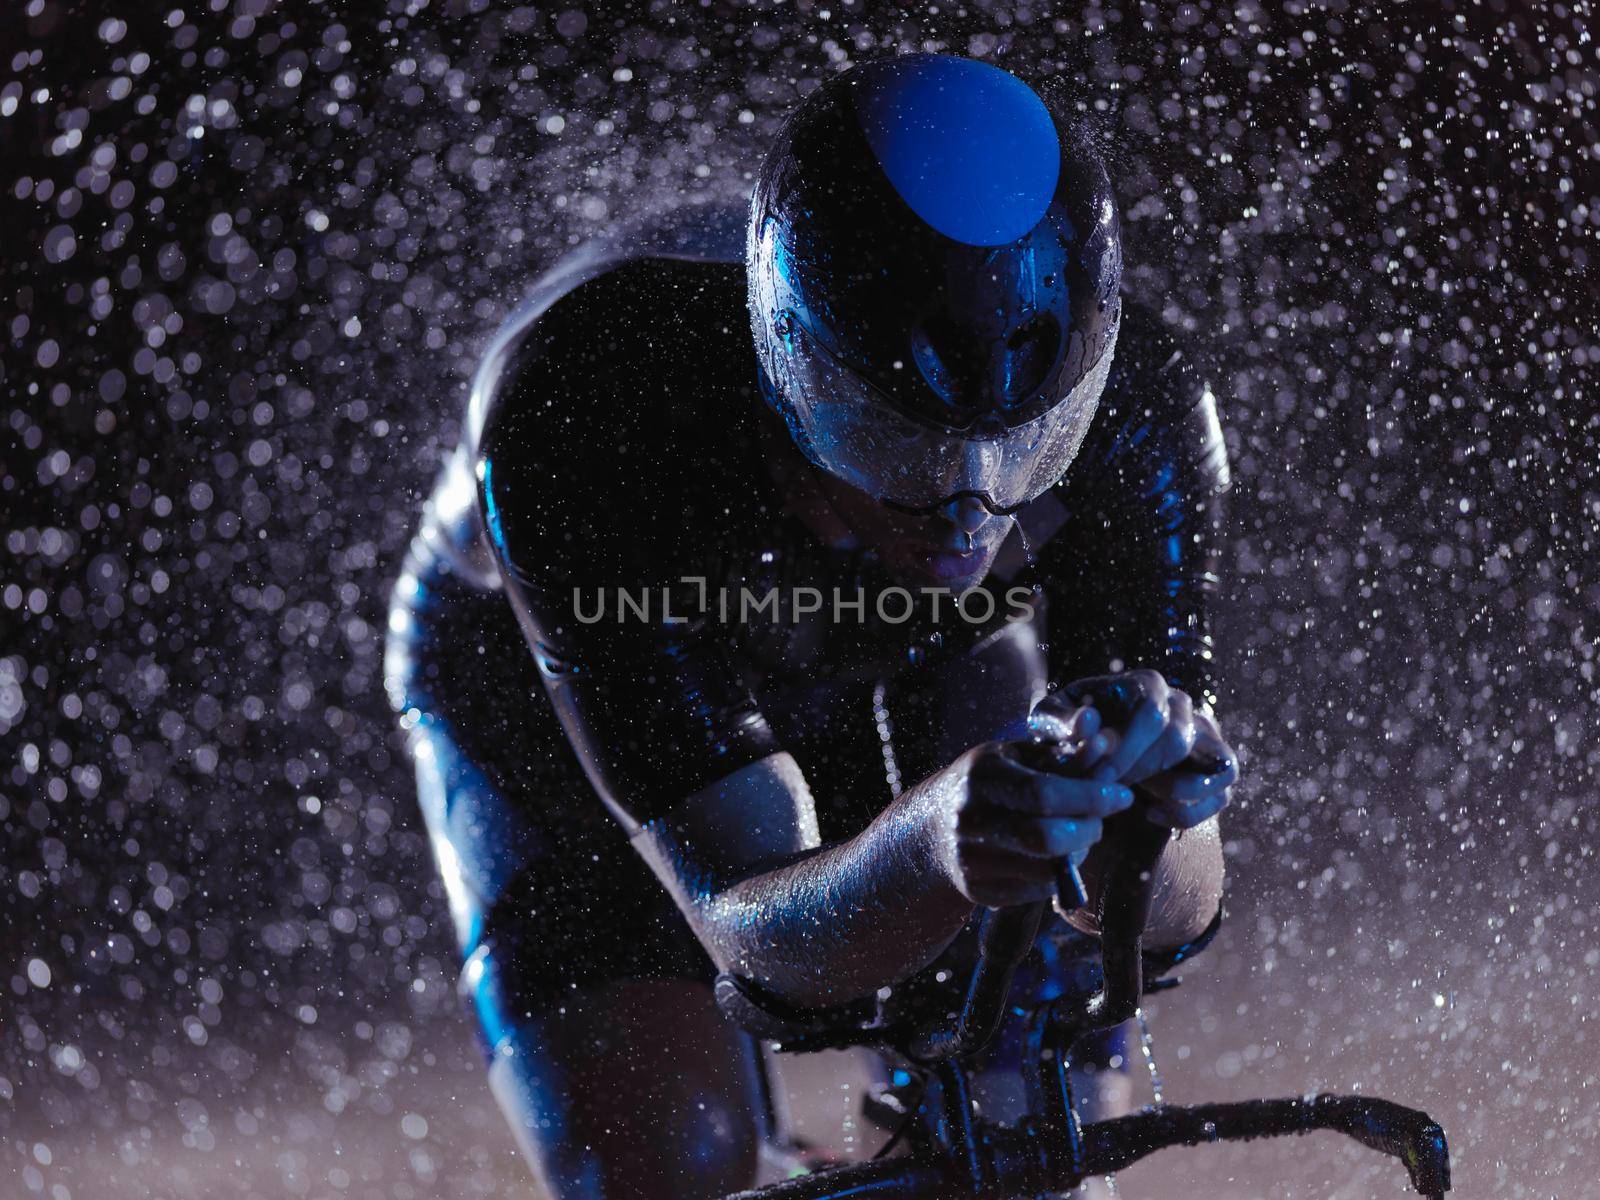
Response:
[1077,301,1231,499]
[474,255,751,443]
[472,255,771,590]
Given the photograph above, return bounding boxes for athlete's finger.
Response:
[1140,766,1235,805]
[1189,709,1233,759]
[1062,669,1169,720]
[969,809,1105,859]
[992,774,1132,825]
[1148,710,1239,796]
[1027,724,1111,777]
[1183,719,1239,788]
[1099,691,1171,780]
[1148,791,1228,830]
[978,749,1134,816]
[1027,697,1099,745]
[1126,688,1196,782]
[1077,724,1113,771]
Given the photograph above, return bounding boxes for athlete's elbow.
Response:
[1144,816,1226,951]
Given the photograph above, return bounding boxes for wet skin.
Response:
[821,479,1012,592]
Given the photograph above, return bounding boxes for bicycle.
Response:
[714,807,1452,1199]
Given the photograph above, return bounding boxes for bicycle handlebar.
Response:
[717,772,1451,1199]
[724,1091,1451,1199]
[719,746,1451,1199]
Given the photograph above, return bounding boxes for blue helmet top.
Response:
[854,54,1061,247]
[748,54,1122,438]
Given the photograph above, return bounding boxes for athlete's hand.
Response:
[1134,707,1237,829]
[1038,671,1237,830]
[927,708,1136,909]
[1048,669,1196,783]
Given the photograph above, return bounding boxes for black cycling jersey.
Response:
[387,250,1228,1050]
[473,255,1228,841]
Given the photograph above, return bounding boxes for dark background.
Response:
[2,2,1596,1197]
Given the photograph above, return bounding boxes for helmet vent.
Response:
[999,313,1061,408]
[909,313,984,411]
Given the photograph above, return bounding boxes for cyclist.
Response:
[386,54,1237,1199]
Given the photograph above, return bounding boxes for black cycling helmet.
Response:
[747,54,1122,514]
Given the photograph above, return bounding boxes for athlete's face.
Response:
[816,472,1015,592]
[760,405,1015,590]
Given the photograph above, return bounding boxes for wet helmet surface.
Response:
[747,53,1123,513]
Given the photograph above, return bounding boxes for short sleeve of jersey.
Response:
[474,258,783,834]
[1033,306,1231,712]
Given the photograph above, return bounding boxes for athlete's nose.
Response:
[941,494,991,537]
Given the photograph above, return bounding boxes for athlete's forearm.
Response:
[641,777,976,1009]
